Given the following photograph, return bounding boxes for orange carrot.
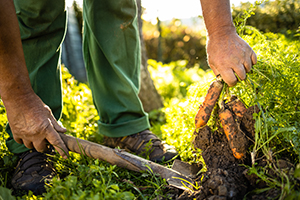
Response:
[227,96,247,119]
[195,79,223,129]
[219,108,248,159]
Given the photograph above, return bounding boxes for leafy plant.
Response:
[0,186,16,200]
[232,0,300,34]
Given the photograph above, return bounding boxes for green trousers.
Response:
[6,0,150,154]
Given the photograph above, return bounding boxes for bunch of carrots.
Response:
[194,76,249,159]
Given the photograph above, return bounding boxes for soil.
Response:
[188,124,250,200]
[172,105,295,200]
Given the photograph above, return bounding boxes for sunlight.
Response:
[142,0,201,21]
[65,0,257,21]
[66,0,82,8]
[142,0,257,21]
[66,0,73,7]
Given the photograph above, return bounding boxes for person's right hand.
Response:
[4,92,69,159]
[206,30,257,86]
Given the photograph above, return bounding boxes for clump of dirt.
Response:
[188,127,250,199]
[167,101,296,200]
[240,105,259,140]
[179,104,296,200]
[183,105,258,199]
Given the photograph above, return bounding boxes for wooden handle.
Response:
[58,132,141,171]
[58,132,193,191]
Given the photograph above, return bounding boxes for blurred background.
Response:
[62,0,257,82]
[61,0,300,112]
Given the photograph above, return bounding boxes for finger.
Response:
[221,70,238,87]
[233,64,247,81]
[251,51,257,65]
[243,56,252,73]
[46,128,69,159]
[51,118,67,133]
[209,64,220,77]
[14,136,23,144]
[32,139,47,153]
[23,140,34,150]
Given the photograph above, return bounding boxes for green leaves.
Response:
[0,187,16,200]
[44,158,135,199]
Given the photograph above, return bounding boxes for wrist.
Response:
[206,24,236,39]
[0,80,35,105]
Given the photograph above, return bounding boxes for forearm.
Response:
[0,0,34,103]
[200,0,236,37]
[199,0,257,86]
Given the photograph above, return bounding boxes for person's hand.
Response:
[0,0,68,158]
[4,92,69,159]
[206,30,257,86]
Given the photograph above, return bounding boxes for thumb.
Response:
[209,64,220,77]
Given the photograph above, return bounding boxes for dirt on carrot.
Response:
[186,125,250,199]
[219,108,248,159]
[195,79,223,129]
[227,95,247,119]
[182,105,266,200]
[241,105,259,140]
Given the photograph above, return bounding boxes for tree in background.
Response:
[144,19,208,69]
[136,0,164,112]
[232,0,300,34]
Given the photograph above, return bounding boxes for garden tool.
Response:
[59,132,195,191]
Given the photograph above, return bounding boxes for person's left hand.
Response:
[5,92,69,159]
[206,30,257,86]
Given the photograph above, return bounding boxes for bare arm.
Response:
[0,0,68,158]
[200,0,257,86]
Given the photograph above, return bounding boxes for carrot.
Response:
[195,79,223,129]
[219,108,248,159]
[227,96,247,119]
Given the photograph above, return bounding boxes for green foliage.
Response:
[238,31,300,160]
[160,72,215,163]
[0,186,16,200]
[60,67,100,141]
[232,0,300,34]
[0,101,18,190]
[148,59,208,104]
[44,159,135,200]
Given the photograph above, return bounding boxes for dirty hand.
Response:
[206,30,257,86]
[5,92,69,159]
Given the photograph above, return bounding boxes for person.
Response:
[0,0,257,196]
